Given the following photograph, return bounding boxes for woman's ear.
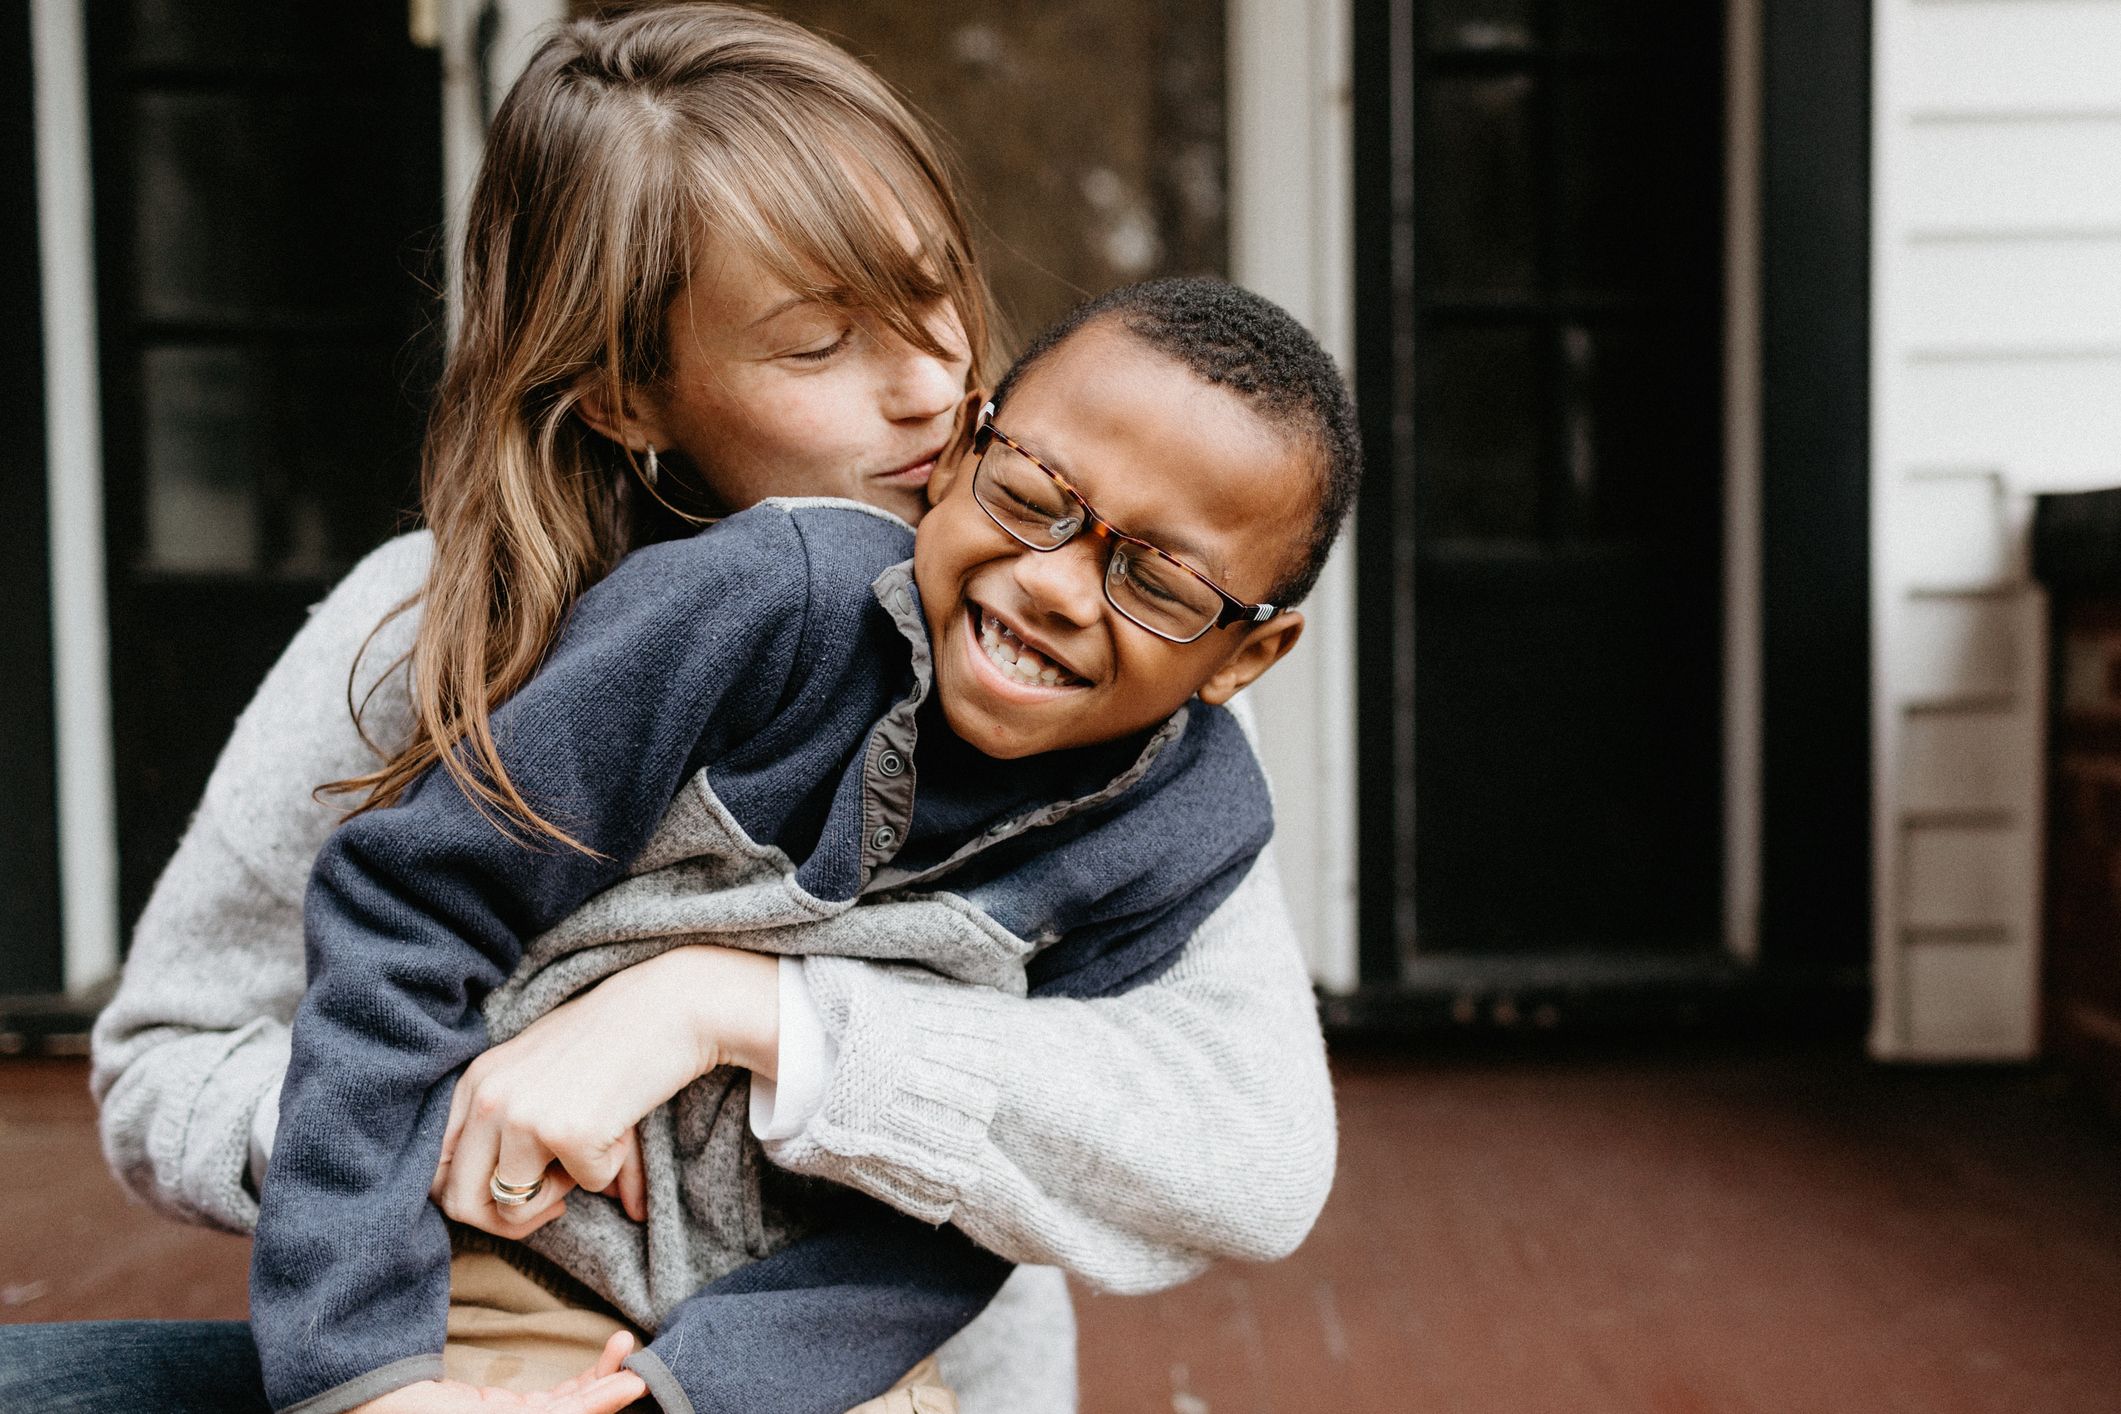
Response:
[574,375,673,454]
[1196,611,1305,707]
[927,388,988,508]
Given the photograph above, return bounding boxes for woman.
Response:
[41,7,1334,1411]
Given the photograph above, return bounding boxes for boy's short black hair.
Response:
[989,277,1361,608]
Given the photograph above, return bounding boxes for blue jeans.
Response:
[0,1320,270,1413]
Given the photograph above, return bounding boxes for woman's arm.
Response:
[768,837,1337,1294]
[89,533,432,1232]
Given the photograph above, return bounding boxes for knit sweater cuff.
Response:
[761,956,1012,1224]
[148,1018,290,1233]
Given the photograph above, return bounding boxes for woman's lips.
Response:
[874,446,947,487]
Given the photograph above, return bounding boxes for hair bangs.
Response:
[688,100,989,379]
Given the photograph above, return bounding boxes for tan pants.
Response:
[444,1250,955,1413]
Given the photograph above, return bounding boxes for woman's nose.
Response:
[881,333,969,426]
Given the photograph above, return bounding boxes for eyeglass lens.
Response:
[975,439,1223,642]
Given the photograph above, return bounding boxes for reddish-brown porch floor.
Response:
[5,1044,2120,1412]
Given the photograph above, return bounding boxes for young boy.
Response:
[251,278,1361,1414]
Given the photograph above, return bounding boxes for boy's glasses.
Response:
[970,402,1279,645]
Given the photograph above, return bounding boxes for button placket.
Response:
[862,720,916,876]
[857,563,941,886]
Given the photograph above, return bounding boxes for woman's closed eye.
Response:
[784,325,856,363]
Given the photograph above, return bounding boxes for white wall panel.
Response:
[1902,119,2121,231]
[1895,241,2121,349]
[32,0,119,993]
[1228,0,1357,989]
[1892,473,2014,591]
[1903,938,2039,1058]
[1894,595,2024,703]
[1873,0,2116,1058]
[1901,0,2121,113]
[1904,823,2032,928]
[442,0,569,318]
[1901,709,2027,815]
[1896,358,2121,489]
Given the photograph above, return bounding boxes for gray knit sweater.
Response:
[90,532,1338,1409]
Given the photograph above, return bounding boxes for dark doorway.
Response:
[86,3,442,933]
[1355,0,1728,979]
[2,0,63,994]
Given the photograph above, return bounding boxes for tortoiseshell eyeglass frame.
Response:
[970,401,1280,645]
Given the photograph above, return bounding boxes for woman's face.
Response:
[631,239,973,527]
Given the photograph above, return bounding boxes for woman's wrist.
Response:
[649,944,781,1081]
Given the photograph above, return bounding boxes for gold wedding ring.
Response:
[489,1170,546,1208]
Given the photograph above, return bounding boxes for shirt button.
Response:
[987,820,1012,836]
[878,750,905,777]
[872,825,898,850]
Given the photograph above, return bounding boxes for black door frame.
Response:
[0,0,67,998]
[1342,0,1872,1030]
[82,2,442,936]
[1755,0,1872,991]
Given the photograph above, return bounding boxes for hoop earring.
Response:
[628,442,719,529]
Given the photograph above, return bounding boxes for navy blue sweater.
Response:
[250,500,1273,1414]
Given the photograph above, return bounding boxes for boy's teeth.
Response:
[977,606,1075,686]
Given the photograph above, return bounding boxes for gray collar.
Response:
[859,560,1192,893]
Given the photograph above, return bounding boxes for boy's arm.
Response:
[629,713,1287,1412]
[249,516,815,1414]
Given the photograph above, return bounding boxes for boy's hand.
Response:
[351,1332,646,1413]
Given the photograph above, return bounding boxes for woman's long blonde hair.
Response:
[329,2,998,848]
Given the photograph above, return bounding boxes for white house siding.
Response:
[1872,0,2121,1059]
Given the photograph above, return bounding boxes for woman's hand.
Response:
[349,1331,646,1413]
[432,944,780,1236]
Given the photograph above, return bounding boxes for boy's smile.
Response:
[914,320,1312,759]
[966,600,1094,693]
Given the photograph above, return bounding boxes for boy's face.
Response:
[914,320,1310,759]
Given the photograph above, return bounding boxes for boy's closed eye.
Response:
[911,318,1314,759]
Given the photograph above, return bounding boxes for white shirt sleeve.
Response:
[249,1076,283,1193]
[748,956,840,1141]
